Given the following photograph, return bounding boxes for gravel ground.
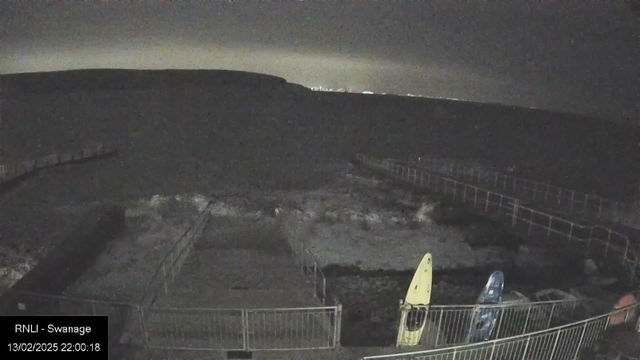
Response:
[279,182,514,271]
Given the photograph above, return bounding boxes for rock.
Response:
[513,245,562,274]
[370,314,384,324]
[583,259,599,275]
[0,267,25,289]
[414,203,435,224]
[587,276,618,287]
[464,222,520,250]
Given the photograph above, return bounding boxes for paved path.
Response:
[145,217,335,351]
[153,217,320,308]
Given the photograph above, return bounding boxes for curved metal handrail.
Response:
[139,199,213,307]
[356,154,640,284]
[363,302,639,360]
[356,154,640,360]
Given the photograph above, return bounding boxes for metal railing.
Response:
[398,299,582,349]
[408,155,635,226]
[0,143,117,184]
[281,217,329,305]
[136,197,340,351]
[4,199,342,353]
[363,302,639,360]
[143,304,341,351]
[356,154,640,284]
[140,200,212,309]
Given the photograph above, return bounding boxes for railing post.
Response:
[162,263,168,295]
[569,223,574,241]
[569,191,575,211]
[548,329,561,360]
[466,305,480,340]
[488,342,497,360]
[396,300,405,347]
[585,194,590,212]
[573,322,588,359]
[322,277,327,305]
[547,303,556,328]
[170,252,175,281]
[522,305,532,334]
[557,188,562,205]
[434,309,444,347]
[242,310,250,350]
[313,262,318,293]
[598,197,603,218]
[520,337,531,360]
[586,227,593,256]
[624,303,632,322]
[512,199,519,228]
[547,216,553,240]
[545,184,550,200]
[138,306,150,348]
[494,308,505,339]
[334,303,343,348]
[474,187,478,206]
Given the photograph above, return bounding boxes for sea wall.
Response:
[0,143,117,188]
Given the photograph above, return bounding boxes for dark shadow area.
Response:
[1,205,126,314]
[0,150,118,197]
[326,262,586,347]
[1,69,638,202]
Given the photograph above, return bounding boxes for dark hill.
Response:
[1,69,289,96]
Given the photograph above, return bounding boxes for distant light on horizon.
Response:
[311,86,473,102]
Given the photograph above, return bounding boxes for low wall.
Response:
[1,204,126,315]
[0,143,117,188]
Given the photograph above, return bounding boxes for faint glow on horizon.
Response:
[310,86,467,102]
[1,43,565,116]
[1,43,507,100]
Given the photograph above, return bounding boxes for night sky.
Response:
[1,1,637,122]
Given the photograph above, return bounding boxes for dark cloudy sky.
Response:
[1,1,637,122]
